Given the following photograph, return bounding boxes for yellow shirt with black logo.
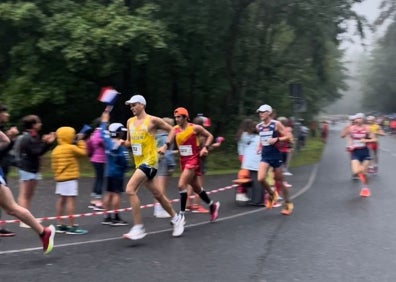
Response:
[127,115,158,168]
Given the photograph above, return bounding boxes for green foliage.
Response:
[0,0,367,134]
[361,19,396,112]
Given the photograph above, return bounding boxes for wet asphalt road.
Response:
[1,123,396,282]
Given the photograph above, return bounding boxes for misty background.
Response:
[325,0,389,115]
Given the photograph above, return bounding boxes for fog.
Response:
[325,0,387,115]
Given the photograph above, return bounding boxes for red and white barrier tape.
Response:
[0,184,237,224]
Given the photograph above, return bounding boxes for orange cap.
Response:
[174,107,189,118]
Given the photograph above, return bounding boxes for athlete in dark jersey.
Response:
[256,104,294,215]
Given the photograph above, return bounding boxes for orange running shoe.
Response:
[265,191,279,209]
[360,187,371,197]
[191,205,209,214]
[281,202,294,215]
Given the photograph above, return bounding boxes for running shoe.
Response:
[360,187,371,197]
[88,202,105,211]
[209,201,220,222]
[172,214,185,237]
[41,225,55,255]
[235,193,250,202]
[281,202,294,215]
[283,171,293,176]
[101,217,113,225]
[265,191,279,209]
[191,205,209,214]
[111,217,129,226]
[123,225,147,240]
[66,225,88,235]
[0,228,16,237]
[19,222,31,229]
[283,181,293,188]
[55,224,69,233]
[154,207,171,218]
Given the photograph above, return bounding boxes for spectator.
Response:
[51,126,88,234]
[86,118,106,211]
[13,115,56,228]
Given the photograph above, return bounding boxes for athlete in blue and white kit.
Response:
[256,104,294,215]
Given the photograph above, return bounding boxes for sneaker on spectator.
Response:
[111,215,128,226]
[56,224,69,233]
[123,225,147,240]
[101,217,113,225]
[41,225,55,255]
[0,228,16,237]
[209,201,220,222]
[236,193,250,202]
[172,214,185,237]
[66,225,88,235]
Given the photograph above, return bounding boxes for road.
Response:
[1,123,396,282]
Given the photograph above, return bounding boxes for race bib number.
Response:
[131,144,142,156]
[352,139,365,148]
[260,131,273,146]
[179,145,193,156]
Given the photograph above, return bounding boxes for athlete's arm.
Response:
[158,126,176,155]
[340,124,350,138]
[194,125,214,156]
[124,118,131,147]
[276,121,292,143]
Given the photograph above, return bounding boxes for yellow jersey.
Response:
[367,123,380,135]
[127,115,158,168]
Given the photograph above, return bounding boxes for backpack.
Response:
[10,132,30,167]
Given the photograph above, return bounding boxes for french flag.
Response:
[98,87,119,105]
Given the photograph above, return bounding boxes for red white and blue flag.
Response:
[98,87,119,105]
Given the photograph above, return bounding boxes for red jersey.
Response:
[349,125,368,149]
[174,123,202,174]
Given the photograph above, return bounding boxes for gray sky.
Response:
[342,0,386,55]
[324,0,388,115]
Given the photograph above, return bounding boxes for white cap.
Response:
[125,95,146,106]
[108,123,127,137]
[256,104,272,113]
[348,115,355,121]
[354,113,365,119]
[366,115,375,121]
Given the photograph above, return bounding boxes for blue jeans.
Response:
[91,162,105,198]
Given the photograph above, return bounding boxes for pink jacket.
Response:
[86,128,106,163]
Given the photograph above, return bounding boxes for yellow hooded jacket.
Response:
[51,127,86,182]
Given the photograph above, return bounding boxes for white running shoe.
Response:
[172,214,185,237]
[283,171,293,176]
[123,225,147,240]
[283,181,293,188]
[154,209,171,218]
[236,193,250,201]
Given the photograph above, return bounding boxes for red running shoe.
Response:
[209,201,220,222]
[360,187,371,197]
[41,225,55,254]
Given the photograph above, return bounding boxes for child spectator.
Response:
[86,118,106,211]
[51,126,88,234]
[99,111,131,226]
[13,115,56,228]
